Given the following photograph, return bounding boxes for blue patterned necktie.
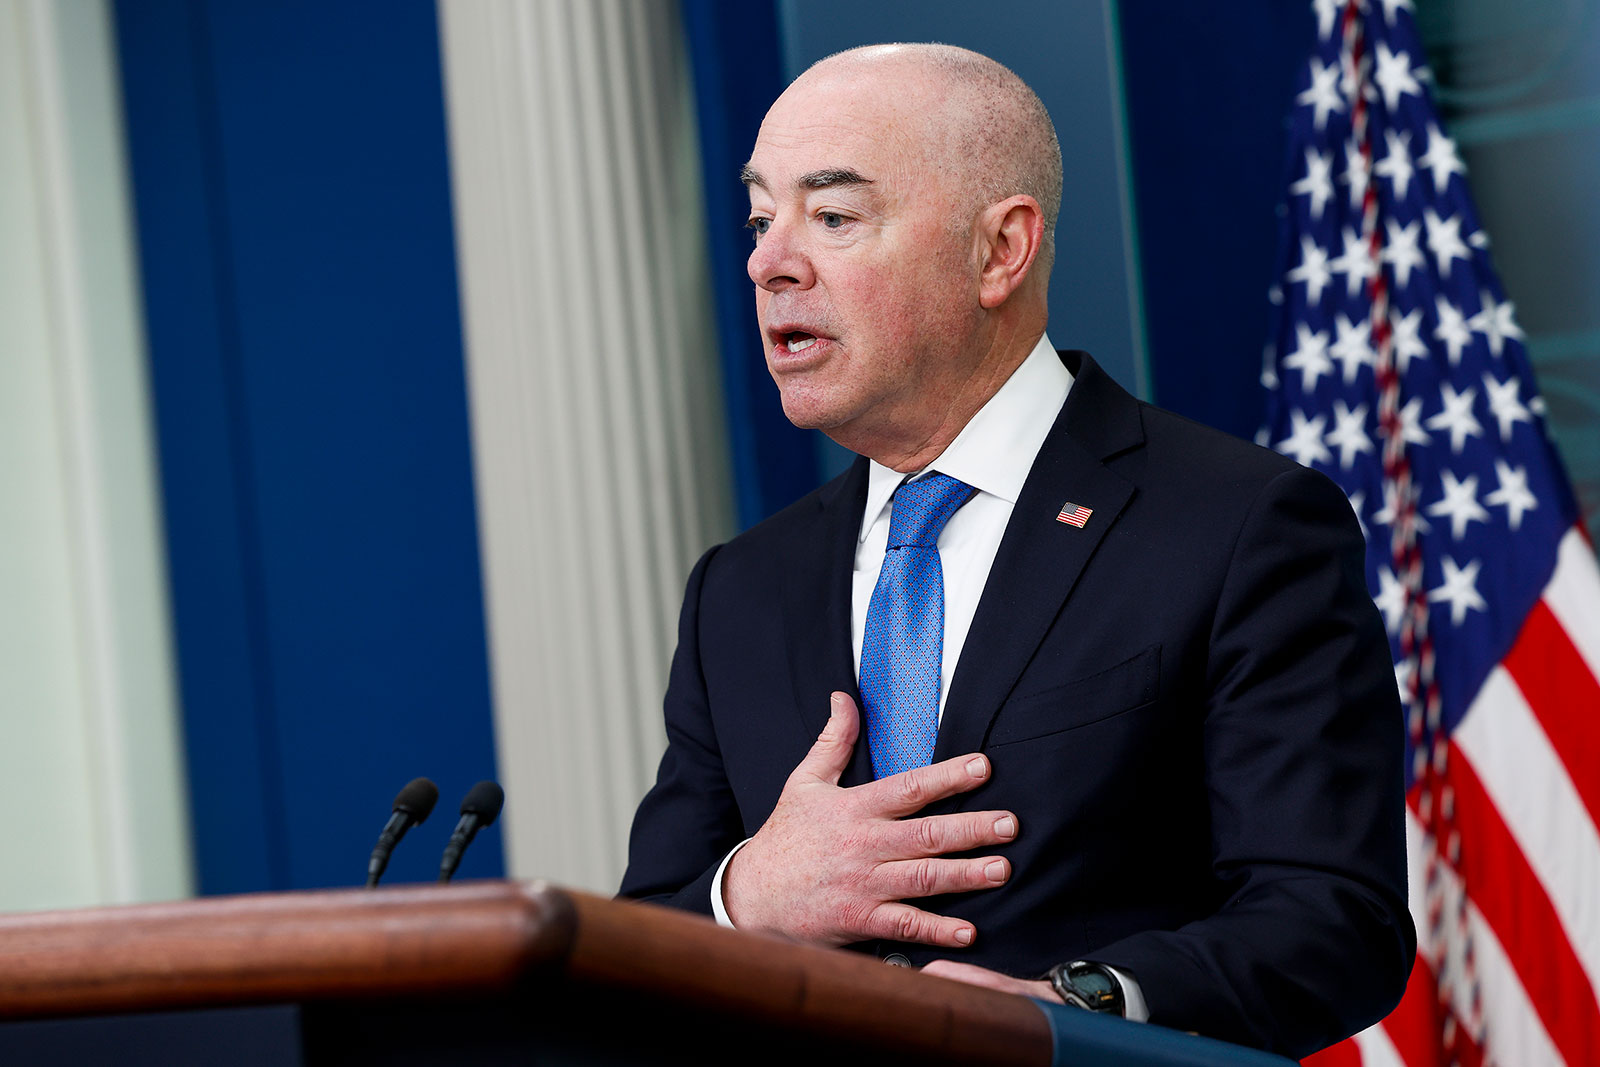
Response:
[860,473,977,780]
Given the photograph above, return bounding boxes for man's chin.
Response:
[777,392,851,435]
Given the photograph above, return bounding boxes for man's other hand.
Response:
[921,960,1061,1002]
[722,691,1017,947]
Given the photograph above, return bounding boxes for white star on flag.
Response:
[1374,128,1415,200]
[1325,400,1374,469]
[1374,566,1407,635]
[1419,122,1466,193]
[1433,296,1473,365]
[1482,373,1532,440]
[1313,0,1341,38]
[1392,656,1414,709]
[1373,41,1422,112]
[1426,470,1490,540]
[1390,308,1429,375]
[1397,395,1433,447]
[1292,148,1336,220]
[1340,136,1371,210]
[1373,479,1431,535]
[1331,313,1376,383]
[1382,219,1425,288]
[1429,556,1487,625]
[1278,409,1333,467]
[1379,0,1417,24]
[1484,458,1538,529]
[1347,489,1368,542]
[1288,235,1334,305]
[1469,290,1524,357]
[1283,322,1335,391]
[1297,57,1346,130]
[1330,227,1378,299]
[1424,209,1471,278]
[1273,409,1337,467]
[1425,382,1484,453]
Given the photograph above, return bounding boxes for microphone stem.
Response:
[438,824,478,883]
[366,812,410,888]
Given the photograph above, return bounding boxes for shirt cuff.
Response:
[1104,963,1149,1022]
[709,837,753,928]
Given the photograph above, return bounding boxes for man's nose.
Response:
[747,218,815,292]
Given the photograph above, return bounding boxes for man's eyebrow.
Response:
[798,168,873,189]
[739,165,875,191]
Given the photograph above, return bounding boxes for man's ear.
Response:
[977,195,1045,309]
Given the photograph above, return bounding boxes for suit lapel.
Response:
[933,352,1145,762]
[781,456,876,785]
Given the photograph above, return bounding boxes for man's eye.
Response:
[746,217,771,239]
[820,212,846,228]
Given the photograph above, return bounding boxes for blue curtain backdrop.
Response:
[113,0,502,893]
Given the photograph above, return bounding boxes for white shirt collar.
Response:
[859,333,1074,542]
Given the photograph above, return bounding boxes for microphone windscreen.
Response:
[460,780,505,824]
[393,777,440,821]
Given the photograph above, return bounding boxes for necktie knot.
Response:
[886,473,975,549]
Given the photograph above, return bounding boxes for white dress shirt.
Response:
[849,332,1072,719]
[707,334,1147,1020]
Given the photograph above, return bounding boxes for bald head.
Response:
[792,44,1063,273]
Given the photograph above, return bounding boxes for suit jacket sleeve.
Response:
[617,545,744,914]
[1090,464,1415,1057]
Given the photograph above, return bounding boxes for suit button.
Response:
[883,953,912,968]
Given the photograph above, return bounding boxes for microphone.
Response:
[437,780,505,883]
[365,777,439,888]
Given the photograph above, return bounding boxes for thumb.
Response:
[794,692,860,786]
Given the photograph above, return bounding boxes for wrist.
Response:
[721,842,758,928]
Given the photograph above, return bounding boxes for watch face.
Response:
[1071,968,1117,998]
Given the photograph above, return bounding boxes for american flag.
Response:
[1056,501,1093,528]
[1262,2,1600,1065]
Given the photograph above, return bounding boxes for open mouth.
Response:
[785,332,819,353]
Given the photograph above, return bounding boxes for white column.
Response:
[438,0,736,892]
[0,0,192,909]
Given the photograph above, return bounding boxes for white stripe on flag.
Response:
[1546,528,1600,681]
[1455,668,1600,992]
[1404,811,1566,1066]
[1353,1017,1406,1067]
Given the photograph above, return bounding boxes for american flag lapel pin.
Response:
[1056,501,1093,528]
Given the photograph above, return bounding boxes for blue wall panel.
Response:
[114,0,503,892]
[1115,3,1316,441]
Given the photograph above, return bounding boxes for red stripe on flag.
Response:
[1429,744,1600,1066]
[1501,599,1600,825]
[1378,954,1484,1067]
[1301,1036,1365,1067]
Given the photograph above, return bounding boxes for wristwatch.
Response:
[1045,960,1126,1016]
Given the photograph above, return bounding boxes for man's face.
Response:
[743,71,984,450]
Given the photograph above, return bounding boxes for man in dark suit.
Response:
[619,43,1414,1058]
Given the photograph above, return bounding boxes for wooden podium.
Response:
[0,880,1050,1065]
[0,881,1295,1065]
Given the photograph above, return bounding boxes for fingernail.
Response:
[831,692,845,715]
[966,756,987,778]
[955,927,974,945]
[985,860,1008,882]
[994,815,1016,838]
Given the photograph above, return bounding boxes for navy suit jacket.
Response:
[620,351,1415,1057]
